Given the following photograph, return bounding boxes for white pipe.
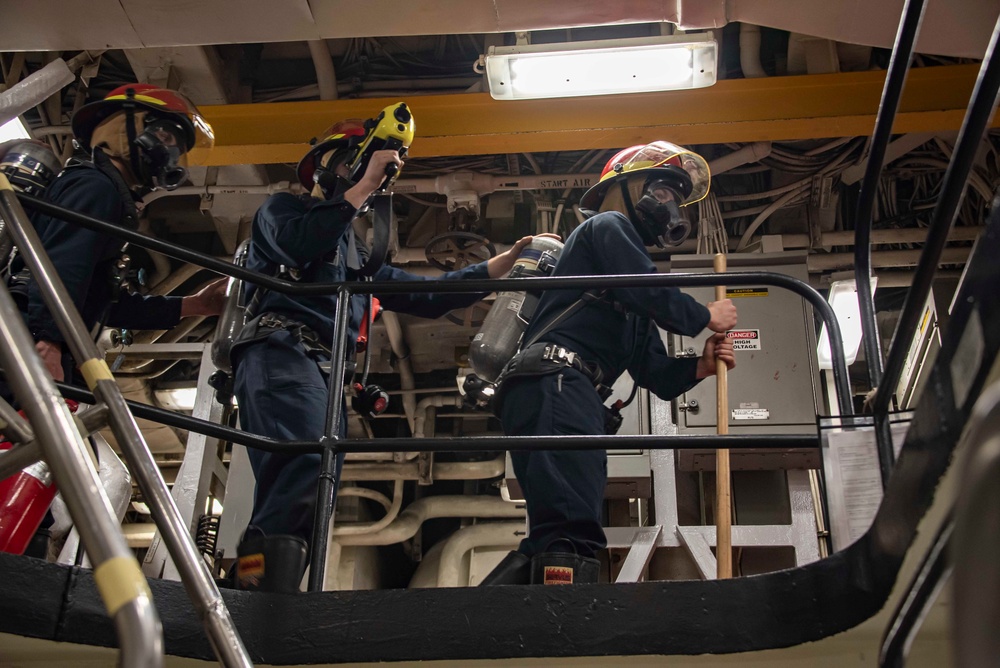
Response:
[413,395,463,438]
[381,311,417,434]
[708,142,772,176]
[141,181,300,205]
[308,40,338,101]
[341,456,505,481]
[0,58,74,126]
[332,480,404,536]
[57,436,133,565]
[436,521,525,588]
[333,495,524,546]
[740,24,768,78]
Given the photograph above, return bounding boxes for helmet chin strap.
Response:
[121,92,145,192]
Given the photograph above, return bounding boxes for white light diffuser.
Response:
[817,277,878,370]
[0,116,31,142]
[485,33,717,101]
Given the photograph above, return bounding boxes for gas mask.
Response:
[133,117,189,191]
[633,179,691,248]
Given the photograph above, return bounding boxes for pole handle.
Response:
[713,253,732,580]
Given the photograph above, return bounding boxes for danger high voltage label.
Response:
[726,287,769,298]
[726,329,762,350]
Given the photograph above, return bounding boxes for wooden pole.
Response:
[714,253,732,580]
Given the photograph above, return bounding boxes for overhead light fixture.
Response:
[0,116,31,142]
[817,277,878,370]
[481,33,717,101]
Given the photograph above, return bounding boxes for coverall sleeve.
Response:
[587,213,711,337]
[628,319,702,401]
[373,261,491,318]
[26,178,122,343]
[252,193,359,266]
[105,292,184,330]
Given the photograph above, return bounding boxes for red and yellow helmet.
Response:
[580,141,710,211]
[71,84,214,152]
[296,120,367,190]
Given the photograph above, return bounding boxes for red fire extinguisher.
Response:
[0,399,78,555]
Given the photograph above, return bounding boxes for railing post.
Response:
[308,285,352,592]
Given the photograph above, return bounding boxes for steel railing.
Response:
[0,181,254,668]
[15,188,854,593]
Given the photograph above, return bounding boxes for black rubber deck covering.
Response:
[1,202,997,665]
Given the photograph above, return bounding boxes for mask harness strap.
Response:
[618,178,656,245]
[121,89,144,191]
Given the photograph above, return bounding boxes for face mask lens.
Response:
[646,180,679,204]
[136,117,189,190]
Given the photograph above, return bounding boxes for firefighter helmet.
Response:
[296,120,367,190]
[580,141,710,211]
[71,84,214,153]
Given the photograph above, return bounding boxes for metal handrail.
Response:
[17,189,854,592]
[17,191,854,412]
[0,186,254,667]
[853,0,928,394]
[0,274,163,666]
[852,0,928,489]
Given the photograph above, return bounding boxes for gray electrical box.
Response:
[666,252,822,471]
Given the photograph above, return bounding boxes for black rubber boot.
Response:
[235,533,307,593]
[530,550,601,585]
[479,551,531,586]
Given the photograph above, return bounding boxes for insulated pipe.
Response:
[331,480,404,536]
[141,181,300,205]
[874,13,1000,423]
[308,40,338,101]
[396,172,600,196]
[708,142,772,176]
[382,311,417,434]
[854,0,929,397]
[739,24,768,79]
[436,521,525,588]
[0,58,74,126]
[0,182,253,668]
[334,495,524,546]
[341,457,506,482]
[414,395,463,438]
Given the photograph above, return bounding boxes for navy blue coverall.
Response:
[5,165,184,391]
[233,191,489,545]
[498,210,711,558]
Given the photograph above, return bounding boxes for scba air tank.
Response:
[469,236,564,383]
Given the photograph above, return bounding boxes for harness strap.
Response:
[498,342,613,401]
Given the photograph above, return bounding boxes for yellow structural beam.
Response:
[189,64,993,167]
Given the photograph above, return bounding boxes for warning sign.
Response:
[726,287,769,298]
[726,329,762,351]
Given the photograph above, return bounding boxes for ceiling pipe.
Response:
[740,24,768,78]
[307,40,338,101]
[708,142,773,176]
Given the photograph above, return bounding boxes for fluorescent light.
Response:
[484,33,717,101]
[0,116,31,142]
[817,277,878,370]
